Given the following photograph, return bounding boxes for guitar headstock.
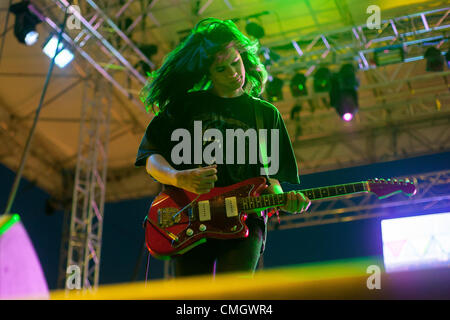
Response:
[368,178,417,199]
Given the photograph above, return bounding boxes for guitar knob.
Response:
[199,224,207,232]
[186,228,194,236]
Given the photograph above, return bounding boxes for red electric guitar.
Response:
[144,177,416,259]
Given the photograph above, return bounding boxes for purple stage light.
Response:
[342,113,353,121]
[0,214,49,299]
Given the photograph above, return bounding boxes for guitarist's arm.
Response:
[146,154,218,195]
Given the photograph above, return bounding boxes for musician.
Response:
[135,18,310,277]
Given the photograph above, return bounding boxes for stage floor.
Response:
[50,257,450,300]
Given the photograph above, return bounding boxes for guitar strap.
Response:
[252,97,271,185]
[253,97,275,226]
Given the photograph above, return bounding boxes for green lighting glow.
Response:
[0,214,21,236]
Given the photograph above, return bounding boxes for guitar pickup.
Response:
[225,197,238,218]
[198,200,211,221]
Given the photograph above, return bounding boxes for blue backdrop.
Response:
[1,151,449,289]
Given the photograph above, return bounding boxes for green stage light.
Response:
[265,76,283,102]
[313,67,332,92]
[290,73,307,97]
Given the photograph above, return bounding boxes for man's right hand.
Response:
[175,164,218,194]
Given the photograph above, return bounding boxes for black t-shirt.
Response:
[135,90,300,186]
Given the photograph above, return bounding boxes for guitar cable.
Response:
[145,248,151,287]
[171,194,200,221]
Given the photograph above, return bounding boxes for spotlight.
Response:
[9,1,41,46]
[334,89,358,122]
[424,47,444,72]
[313,67,332,92]
[42,35,74,68]
[338,64,358,90]
[245,21,265,39]
[290,73,308,97]
[342,112,354,122]
[329,66,359,121]
[265,76,283,102]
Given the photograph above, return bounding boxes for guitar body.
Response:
[144,175,416,260]
[144,177,267,259]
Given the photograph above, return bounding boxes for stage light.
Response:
[424,47,444,72]
[313,67,332,92]
[334,90,358,121]
[290,73,308,97]
[42,35,74,68]
[0,214,49,299]
[329,65,359,121]
[245,21,265,39]
[342,112,353,122]
[265,76,283,102]
[338,64,358,90]
[373,46,404,66]
[24,30,39,46]
[9,1,41,46]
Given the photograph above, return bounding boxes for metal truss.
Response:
[268,7,450,74]
[286,60,450,174]
[269,170,450,231]
[65,75,111,291]
[32,0,153,114]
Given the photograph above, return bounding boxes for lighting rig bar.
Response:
[268,7,450,73]
[33,0,157,113]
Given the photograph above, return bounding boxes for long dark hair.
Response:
[140,18,268,114]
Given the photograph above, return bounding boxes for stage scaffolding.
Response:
[59,76,111,291]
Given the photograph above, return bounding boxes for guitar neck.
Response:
[240,181,368,211]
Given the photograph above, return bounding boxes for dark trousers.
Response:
[173,218,265,277]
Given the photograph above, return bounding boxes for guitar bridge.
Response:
[158,207,182,228]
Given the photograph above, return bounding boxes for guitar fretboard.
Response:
[240,182,367,211]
